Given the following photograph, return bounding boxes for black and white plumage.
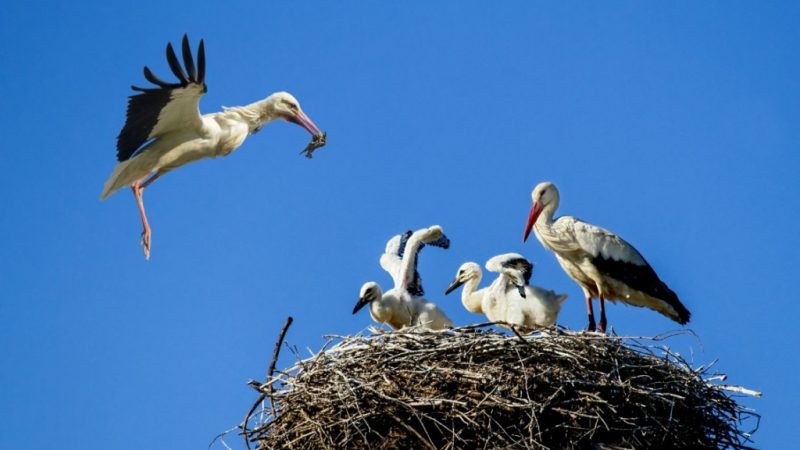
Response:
[522,181,691,332]
[101,34,324,259]
[379,228,450,297]
[116,36,208,163]
[445,253,568,332]
[485,253,534,298]
[354,225,453,330]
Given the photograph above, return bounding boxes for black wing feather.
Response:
[142,66,180,89]
[396,230,425,297]
[397,231,413,259]
[502,257,533,285]
[116,90,173,161]
[592,255,691,324]
[197,39,206,85]
[115,35,208,162]
[398,230,449,297]
[181,34,197,82]
[165,42,189,84]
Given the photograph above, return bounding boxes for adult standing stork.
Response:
[445,253,567,331]
[101,34,326,259]
[353,226,453,330]
[522,181,690,332]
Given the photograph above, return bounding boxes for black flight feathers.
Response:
[397,229,450,298]
[132,34,206,92]
[501,257,533,285]
[116,35,207,162]
[591,255,691,324]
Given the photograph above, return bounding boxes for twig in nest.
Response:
[242,316,293,450]
[267,316,294,414]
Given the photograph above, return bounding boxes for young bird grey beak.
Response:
[445,277,465,295]
[352,296,370,314]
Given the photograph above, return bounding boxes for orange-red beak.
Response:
[522,201,543,243]
[288,110,322,137]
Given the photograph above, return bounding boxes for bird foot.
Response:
[140,230,151,260]
[598,320,607,334]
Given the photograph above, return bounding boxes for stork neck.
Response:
[534,203,557,232]
[533,204,559,247]
[223,99,282,133]
[460,275,484,313]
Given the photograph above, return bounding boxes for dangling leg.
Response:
[584,290,596,332]
[130,170,163,260]
[598,293,607,333]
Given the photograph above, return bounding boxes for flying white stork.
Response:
[353,226,453,330]
[445,253,567,332]
[522,181,690,332]
[100,34,326,259]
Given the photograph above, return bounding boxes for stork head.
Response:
[445,262,482,295]
[523,181,559,243]
[353,281,382,314]
[267,91,322,137]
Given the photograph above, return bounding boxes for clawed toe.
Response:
[140,231,151,260]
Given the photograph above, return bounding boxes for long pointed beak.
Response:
[516,284,527,298]
[352,296,370,315]
[522,201,543,243]
[445,278,465,295]
[290,110,322,137]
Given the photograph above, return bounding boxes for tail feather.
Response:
[651,282,691,325]
[100,158,150,200]
[100,161,130,199]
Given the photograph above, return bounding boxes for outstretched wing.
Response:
[397,225,450,297]
[379,231,412,288]
[116,34,208,162]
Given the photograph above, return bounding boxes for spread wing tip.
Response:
[130,36,207,93]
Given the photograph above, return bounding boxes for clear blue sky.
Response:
[0,1,796,448]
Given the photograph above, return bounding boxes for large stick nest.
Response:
[243,325,758,449]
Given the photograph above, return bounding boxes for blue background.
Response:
[1,2,796,448]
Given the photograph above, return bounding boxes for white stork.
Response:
[100,35,325,259]
[522,181,690,332]
[353,226,453,330]
[445,253,568,332]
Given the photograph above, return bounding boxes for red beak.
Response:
[288,110,322,137]
[522,201,543,243]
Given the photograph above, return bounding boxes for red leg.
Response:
[585,293,596,332]
[140,170,162,190]
[598,294,607,333]
[130,171,162,260]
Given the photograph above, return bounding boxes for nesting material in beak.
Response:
[300,131,327,159]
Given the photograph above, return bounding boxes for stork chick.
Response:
[353,225,453,330]
[446,254,568,332]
